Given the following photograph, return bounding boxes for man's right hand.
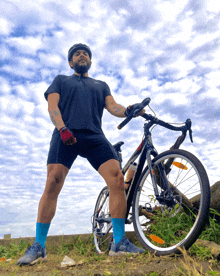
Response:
[60,127,77,145]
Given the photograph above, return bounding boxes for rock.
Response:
[195,239,220,259]
[191,182,220,209]
[61,256,76,267]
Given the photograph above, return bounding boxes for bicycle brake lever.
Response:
[185,119,193,143]
[189,128,193,143]
[133,97,151,116]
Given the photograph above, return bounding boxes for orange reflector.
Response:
[173,162,187,170]
[149,235,165,244]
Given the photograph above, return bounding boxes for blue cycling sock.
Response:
[35,222,51,248]
[111,218,125,244]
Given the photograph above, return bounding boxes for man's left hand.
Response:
[125,105,145,117]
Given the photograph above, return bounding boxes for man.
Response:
[17,43,145,265]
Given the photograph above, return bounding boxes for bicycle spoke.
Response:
[132,150,210,255]
[92,186,113,254]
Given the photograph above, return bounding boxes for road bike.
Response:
[92,98,210,256]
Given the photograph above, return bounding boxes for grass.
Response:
[0,209,220,275]
[50,235,95,257]
[199,209,220,244]
[0,239,30,260]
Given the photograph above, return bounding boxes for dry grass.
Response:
[0,234,220,275]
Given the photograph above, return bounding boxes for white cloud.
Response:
[156,0,189,22]
[206,71,220,87]
[38,53,64,68]
[0,18,14,35]
[207,0,220,13]
[0,77,11,94]
[66,0,82,14]
[6,36,43,55]
[0,0,220,239]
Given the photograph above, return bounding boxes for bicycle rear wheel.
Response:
[92,186,113,254]
[132,149,210,256]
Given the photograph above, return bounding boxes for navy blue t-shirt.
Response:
[44,74,111,134]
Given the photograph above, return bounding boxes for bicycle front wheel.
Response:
[132,149,210,256]
[92,186,112,254]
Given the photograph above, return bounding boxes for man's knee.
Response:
[109,168,125,190]
[45,164,68,195]
[98,159,124,190]
[47,172,65,184]
[47,164,68,181]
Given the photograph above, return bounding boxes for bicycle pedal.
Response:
[96,217,111,224]
[127,218,133,224]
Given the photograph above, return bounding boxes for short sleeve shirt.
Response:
[44,74,111,134]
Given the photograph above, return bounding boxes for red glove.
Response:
[60,127,77,145]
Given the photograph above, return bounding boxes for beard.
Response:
[72,60,91,74]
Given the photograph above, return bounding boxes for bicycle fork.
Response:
[146,151,176,208]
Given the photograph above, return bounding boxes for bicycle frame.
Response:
[93,99,210,256]
[94,108,192,231]
[122,121,171,223]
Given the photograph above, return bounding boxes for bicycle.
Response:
[92,98,210,256]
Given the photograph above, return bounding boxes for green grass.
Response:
[141,206,220,254]
[0,209,220,276]
[0,210,220,260]
[149,208,195,246]
[0,234,105,263]
[0,239,31,259]
[50,235,95,257]
[199,208,220,244]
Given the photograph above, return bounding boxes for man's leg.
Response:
[37,163,69,223]
[17,164,69,265]
[35,164,69,247]
[98,159,145,255]
[98,159,126,218]
[98,159,126,244]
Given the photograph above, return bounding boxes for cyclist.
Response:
[17,43,145,265]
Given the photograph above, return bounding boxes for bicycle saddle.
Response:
[113,141,124,152]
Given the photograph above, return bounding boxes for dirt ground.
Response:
[1,234,220,275]
[1,252,220,276]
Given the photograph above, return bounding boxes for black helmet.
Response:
[68,43,92,61]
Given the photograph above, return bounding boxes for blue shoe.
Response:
[16,242,47,266]
[109,236,145,256]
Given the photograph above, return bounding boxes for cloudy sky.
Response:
[1,0,220,239]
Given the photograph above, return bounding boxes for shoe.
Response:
[16,242,47,266]
[109,236,145,256]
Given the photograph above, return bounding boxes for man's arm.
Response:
[48,93,65,130]
[105,95,127,118]
[105,95,146,118]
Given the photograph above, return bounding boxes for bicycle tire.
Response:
[92,186,113,254]
[132,149,210,256]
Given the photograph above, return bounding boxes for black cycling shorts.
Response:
[47,129,119,171]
